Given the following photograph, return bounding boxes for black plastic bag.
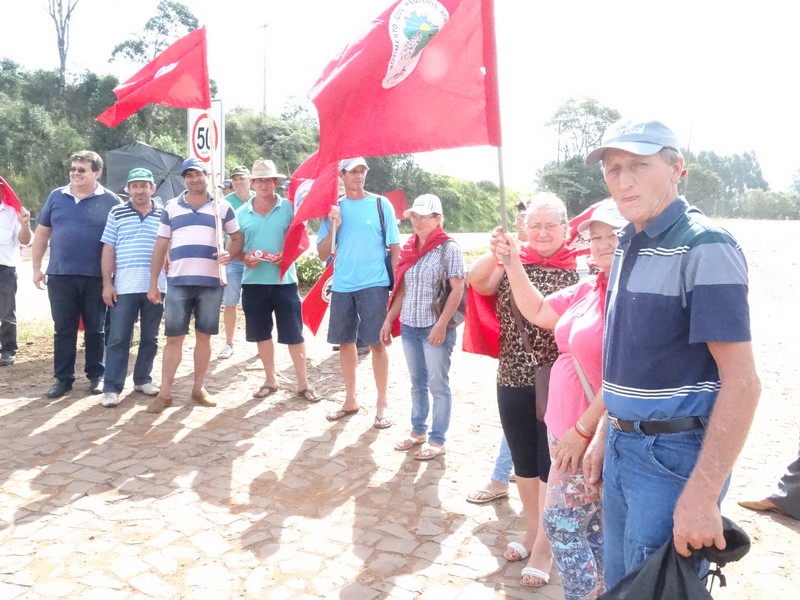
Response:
[599,517,750,599]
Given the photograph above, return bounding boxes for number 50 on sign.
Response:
[187,100,224,176]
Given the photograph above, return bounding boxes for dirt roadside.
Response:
[2,223,799,599]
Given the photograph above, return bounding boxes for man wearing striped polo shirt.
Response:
[583,119,761,587]
[100,168,165,408]
[146,158,242,413]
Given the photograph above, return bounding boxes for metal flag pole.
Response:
[206,107,227,285]
[497,146,510,265]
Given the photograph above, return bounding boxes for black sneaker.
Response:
[0,354,14,366]
[89,378,103,394]
[47,379,73,398]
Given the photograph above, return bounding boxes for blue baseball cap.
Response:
[586,119,680,166]
[181,157,208,176]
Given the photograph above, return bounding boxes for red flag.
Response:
[97,27,211,127]
[385,189,409,220]
[279,155,340,280]
[301,261,335,335]
[309,0,501,166]
[0,176,22,212]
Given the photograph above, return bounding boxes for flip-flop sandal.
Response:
[505,541,530,561]
[326,407,359,421]
[252,385,278,399]
[520,566,550,588]
[414,443,445,460]
[373,416,392,430]
[297,388,321,403]
[394,437,426,451]
[466,489,509,505]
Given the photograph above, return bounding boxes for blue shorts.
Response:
[223,259,245,307]
[241,283,304,345]
[327,286,389,346]
[164,284,224,337]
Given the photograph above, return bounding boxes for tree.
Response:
[537,155,609,216]
[687,150,768,201]
[546,98,620,163]
[679,164,725,216]
[45,0,81,98]
[110,1,199,63]
[791,168,800,195]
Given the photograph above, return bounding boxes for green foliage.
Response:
[738,189,800,220]
[679,164,725,216]
[537,155,609,216]
[686,150,768,202]
[295,253,325,285]
[110,1,199,63]
[547,97,620,162]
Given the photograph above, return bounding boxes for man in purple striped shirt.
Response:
[146,158,242,413]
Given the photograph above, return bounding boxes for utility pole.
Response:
[262,23,269,114]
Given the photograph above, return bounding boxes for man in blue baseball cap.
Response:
[582,119,761,588]
[99,168,165,407]
[146,157,242,413]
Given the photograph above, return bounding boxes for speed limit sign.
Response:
[187,100,224,177]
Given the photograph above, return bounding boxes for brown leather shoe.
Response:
[146,395,172,414]
[192,389,217,407]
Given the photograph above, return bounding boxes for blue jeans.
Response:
[602,423,718,588]
[0,266,17,356]
[103,293,164,393]
[223,259,244,306]
[401,324,456,446]
[47,275,106,381]
[491,433,514,484]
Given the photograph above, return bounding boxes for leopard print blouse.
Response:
[496,265,579,387]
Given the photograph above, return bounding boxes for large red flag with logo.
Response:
[97,27,211,127]
[309,0,501,167]
[0,176,22,212]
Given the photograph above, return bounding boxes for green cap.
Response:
[230,165,251,177]
[127,168,155,183]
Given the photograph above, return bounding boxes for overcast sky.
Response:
[2,0,798,192]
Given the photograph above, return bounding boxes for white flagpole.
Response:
[205,107,227,285]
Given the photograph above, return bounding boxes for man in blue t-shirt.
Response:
[32,150,121,398]
[317,157,400,429]
[582,120,761,588]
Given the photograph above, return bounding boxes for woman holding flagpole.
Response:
[379,194,465,460]
[467,193,579,589]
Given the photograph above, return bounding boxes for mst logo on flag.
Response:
[384,0,450,89]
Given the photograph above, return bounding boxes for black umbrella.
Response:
[106,142,186,201]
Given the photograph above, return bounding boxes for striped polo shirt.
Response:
[602,197,751,421]
[101,200,164,294]
[158,193,239,287]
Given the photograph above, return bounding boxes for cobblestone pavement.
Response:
[3,223,800,599]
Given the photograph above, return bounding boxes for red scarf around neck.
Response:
[518,242,579,270]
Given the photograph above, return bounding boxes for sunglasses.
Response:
[69,167,91,174]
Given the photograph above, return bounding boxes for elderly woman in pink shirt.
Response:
[492,199,625,600]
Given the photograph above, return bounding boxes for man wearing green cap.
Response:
[217,165,253,360]
[99,168,165,407]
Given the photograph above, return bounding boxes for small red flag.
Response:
[301,261,335,335]
[309,0,501,166]
[279,154,340,280]
[385,189,409,221]
[97,27,211,127]
[0,176,22,212]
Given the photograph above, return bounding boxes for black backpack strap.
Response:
[376,196,387,247]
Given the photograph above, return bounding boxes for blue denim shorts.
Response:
[222,259,245,307]
[327,286,389,346]
[241,283,304,345]
[164,284,224,337]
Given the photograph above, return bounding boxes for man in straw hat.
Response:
[582,119,760,587]
[146,158,242,413]
[232,159,320,403]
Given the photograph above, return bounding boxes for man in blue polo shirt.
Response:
[582,120,761,587]
[32,150,121,398]
[99,168,165,408]
[234,159,318,402]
